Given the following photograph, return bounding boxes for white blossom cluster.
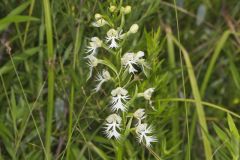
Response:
[85,3,157,147]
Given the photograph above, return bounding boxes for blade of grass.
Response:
[188,30,231,160]
[66,25,84,160]
[166,26,181,159]
[7,0,31,16]
[172,1,191,159]
[23,0,36,47]
[226,51,240,90]
[0,15,39,31]
[3,50,47,158]
[157,98,240,119]
[0,47,39,75]
[169,34,213,160]
[43,0,55,159]
[200,30,231,96]
[87,142,109,160]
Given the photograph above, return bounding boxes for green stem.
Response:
[43,0,54,159]
[172,0,190,159]
[66,25,83,159]
[166,27,180,159]
[116,143,123,160]
[23,0,35,47]
[66,85,74,159]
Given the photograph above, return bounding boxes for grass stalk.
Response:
[200,30,231,97]
[187,30,231,159]
[116,143,123,160]
[66,25,83,159]
[23,0,35,47]
[166,27,180,158]
[170,34,213,160]
[157,98,240,119]
[43,0,55,159]
[172,1,190,158]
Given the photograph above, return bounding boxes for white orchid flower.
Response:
[106,29,123,49]
[85,55,100,79]
[135,123,157,147]
[133,108,146,126]
[110,87,129,112]
[86,37,102,55]
[104,114,122,139]
[138,88,155,109]
[94,69,111,92]
[92,13,108,27]
[121,51,145,74]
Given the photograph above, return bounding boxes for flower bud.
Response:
[94,13,102,20]
[129,24,139,34]
[109,5,116,12]
[120,7,125,13]
[121,6,132,14]
[124,6,131,14]
[143,88,155,100]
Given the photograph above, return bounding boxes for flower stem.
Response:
[43,0,54,159]
[116,143,123,160]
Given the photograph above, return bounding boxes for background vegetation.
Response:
[0,0,239,159]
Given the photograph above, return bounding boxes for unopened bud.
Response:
[109,5,116,12]
[124,6,131,14]
[120,7,125,13]
[129,24,139,34]
[94,13,102,20]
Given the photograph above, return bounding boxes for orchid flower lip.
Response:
[93,69,111,92]
[106,28,124,49]
[104,114,122,139]
[110,87,130,112]
[86,37,102,55]
[136,123,157,147]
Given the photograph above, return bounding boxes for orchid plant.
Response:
[85,2,157,149]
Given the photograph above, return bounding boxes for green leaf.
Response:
[0,15,39,32]
[0,47,39,75]
[0,122,15,159]
[200,30,231,96]
[227,114,239,138]
[99,59,118,76]
[213,124,229,142]
[0,0,32,31]
[88,142,109,160]
[8,1,31,16]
